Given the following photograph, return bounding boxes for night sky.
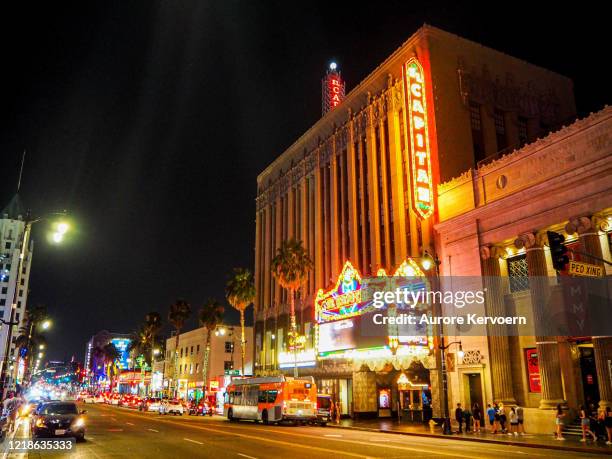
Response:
[1,2,609,362]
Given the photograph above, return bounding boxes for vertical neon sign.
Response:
[403,58,434,219]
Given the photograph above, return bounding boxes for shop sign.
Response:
[525,348,541,392]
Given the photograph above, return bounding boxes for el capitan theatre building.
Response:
[254,24,612,431]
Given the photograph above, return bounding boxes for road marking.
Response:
[324,434,342,437]
[237,454,258,459]
[184,438,204,445]
[126,422,135,426]
[148,428,159,432]
[368,438,390,442]
[107,428,124,432]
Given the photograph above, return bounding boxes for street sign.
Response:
[568,261,603,278]
[224,370,240,376]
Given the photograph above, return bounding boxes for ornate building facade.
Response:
[253,24,586,421]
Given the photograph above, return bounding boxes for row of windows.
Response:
[174,341,234,359]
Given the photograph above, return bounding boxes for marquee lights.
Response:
[403,57,434,220]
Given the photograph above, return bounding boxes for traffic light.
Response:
[547,231,569,271]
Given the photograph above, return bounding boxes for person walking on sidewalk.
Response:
[516,405,524,434]
[472,403,482,433]
[555,404,566,440]
[455,403,464,434]
[605,406,612,445]
[498,403,507,433]
[486,404,496,433]
[580,405,597,442]
[508,407,519,435]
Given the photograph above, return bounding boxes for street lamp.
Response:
[41,320,52,330]
[439,340,463,435]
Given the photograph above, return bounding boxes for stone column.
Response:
[480,245,516,404]
[566,216,612,410]
[515,232,566,409]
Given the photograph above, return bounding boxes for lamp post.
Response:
[438,340,463,434]
[0,212,68,398]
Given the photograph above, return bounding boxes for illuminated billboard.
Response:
[111,338,131,370]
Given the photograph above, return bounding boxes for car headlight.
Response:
[35,418,46,428]
[73,417,85,428]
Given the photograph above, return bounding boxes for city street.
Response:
[2,403,606,458]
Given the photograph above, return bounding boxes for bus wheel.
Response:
[228,409,236,422]
[262,410,269,425]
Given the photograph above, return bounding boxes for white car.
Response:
[159,400,184,415]
[82,395,96,403]
[147,399,162,412]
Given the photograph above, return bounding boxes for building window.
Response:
[469,102,485,163]
[15,313,20,321]
[1,287,6,294]
[19,289,23,297]
[224,361,233,371]
[224,342,234,353]
[0,299,5,306]
[508,255,529,293]
[4,242,10,249]
[494,109,507,151]
[180,348,183,358]
[190,346,194,355]
[195,363,199,373]
[189,364,193,374]
[196,344,200,353]
[518,116,528,146]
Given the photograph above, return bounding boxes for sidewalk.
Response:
[334,418,612,455]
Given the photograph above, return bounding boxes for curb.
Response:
[334,424,612,455]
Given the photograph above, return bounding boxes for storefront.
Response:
[315,260,434,419]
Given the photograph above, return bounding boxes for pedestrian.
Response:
[509,407,519,435]
[555,404,565,440]
[579,405,597,442]
[463,407,472,433]
[486,403,496,433]
[2,392,18,433]
[516,405,524,434]
[455,403,464,433]
[498,403,507,433]
[472,403,482,433]
[605,406,612,445]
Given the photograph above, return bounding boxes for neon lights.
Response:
[403,58,434,220]
[315,261,367,322]
[322,67,346,115]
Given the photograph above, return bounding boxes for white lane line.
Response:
[324,434,342,437]
[368,438,390,442]
[126,422,135,426]
[237,454,258,459]
[183,438,204,445]
[148,428,159,432]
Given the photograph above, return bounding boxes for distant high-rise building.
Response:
[0,195,33,386]
[322,62,346,115]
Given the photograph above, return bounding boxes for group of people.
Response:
[454,402,524,435]
[556,403,612,444]
[1,391,26,434]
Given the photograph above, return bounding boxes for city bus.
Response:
[224,375,317,424]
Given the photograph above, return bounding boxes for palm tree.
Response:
[15,304,49,383]
[168,299,191,397]
[226,268,255,376]
[102,342,121,391]
[271,239,312,377]
[199,299,224,398]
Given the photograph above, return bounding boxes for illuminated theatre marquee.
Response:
[315,260,431,360]
[403,57,434,220]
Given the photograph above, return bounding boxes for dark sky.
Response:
[1,1,609,361]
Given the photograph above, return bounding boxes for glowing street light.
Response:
[329,62,337,71]
[41,320,52,330]
[153,349,160,356]
[39,344,45,350]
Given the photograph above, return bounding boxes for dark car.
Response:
[31,402,86,442]
[315,394,332,426]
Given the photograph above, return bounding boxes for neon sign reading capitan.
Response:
[403,57,434,220]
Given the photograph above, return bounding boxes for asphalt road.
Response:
[1,403,605,458]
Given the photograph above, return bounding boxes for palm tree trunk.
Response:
[290,290,298,378]
[240,310,246,376]
[203,329,211,402]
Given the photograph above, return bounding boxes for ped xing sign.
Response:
[568,261,603,278]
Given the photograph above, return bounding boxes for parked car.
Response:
[159,399,184,415]
[188,400,213,416]
[82,394,97,404]
[127,396,142,409]
[31,401,86,442]
[109,393,121,405]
